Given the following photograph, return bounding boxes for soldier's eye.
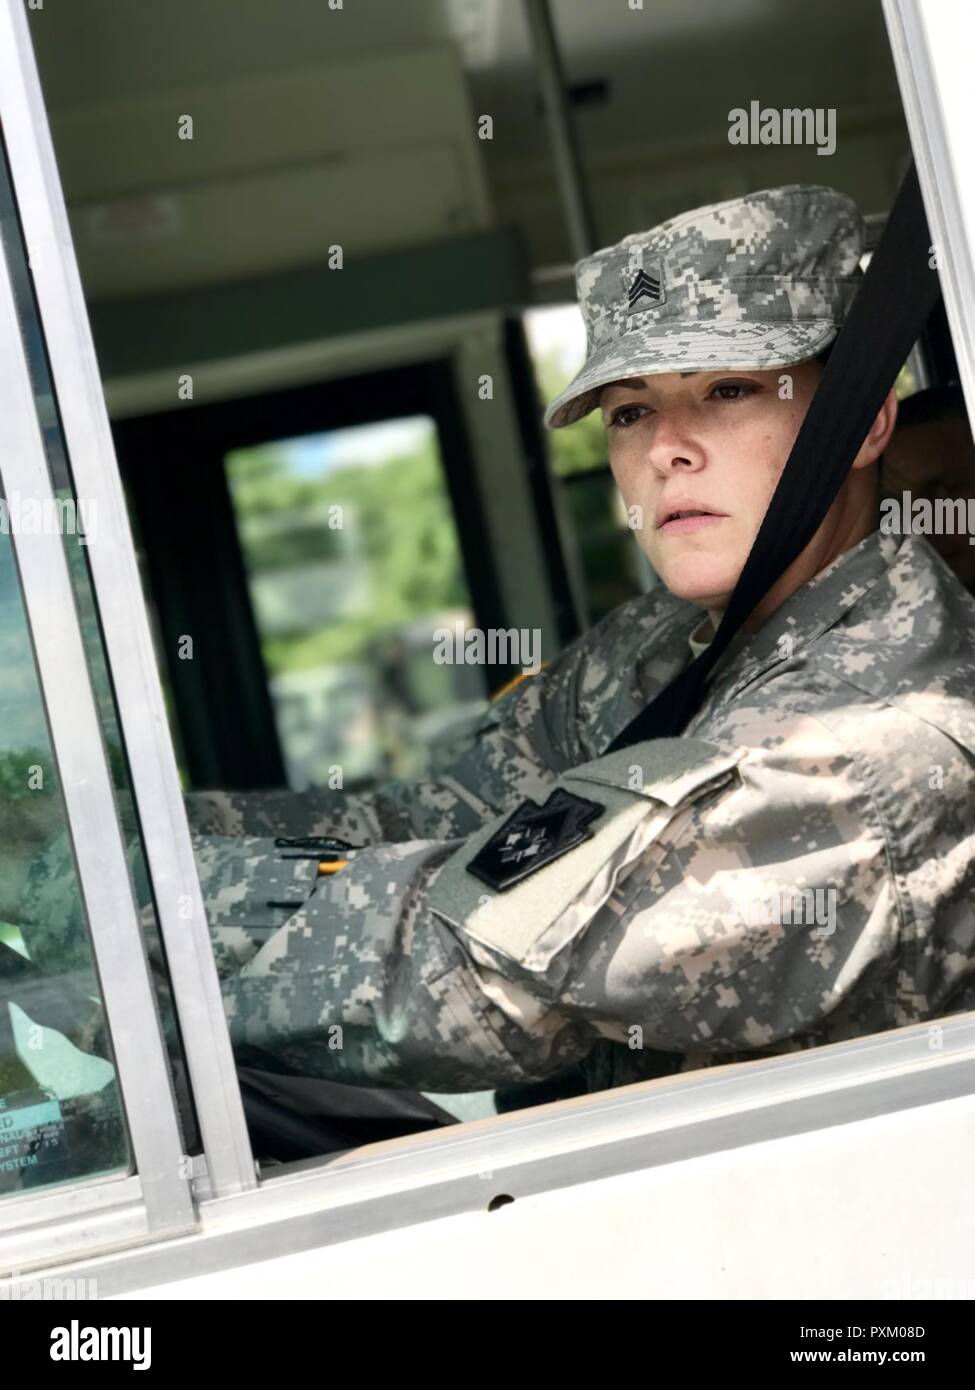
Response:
[607,404,650,429]
[710,381,758,403]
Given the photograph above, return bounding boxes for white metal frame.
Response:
[0,152,194,1244]
[884,0,975,428]
[8,1011,975,1292]
[0,0,256,1213]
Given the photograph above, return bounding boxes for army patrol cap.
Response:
[544,184,865,429]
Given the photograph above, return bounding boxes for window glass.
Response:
[225,415,487,789]
[0,130,199,1174]
[524,304,654,622]
[0,523,129,1197]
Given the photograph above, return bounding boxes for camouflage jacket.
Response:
[173,528,975,1092]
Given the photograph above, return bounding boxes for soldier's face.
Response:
[600,363,822,608]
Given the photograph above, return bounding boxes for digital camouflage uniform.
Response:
[15,186,975,1099]
[169,528,975,1092]
[543,183,863,428]
[17,530,975,1094]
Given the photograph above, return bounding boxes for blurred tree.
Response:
[227,434,468,676]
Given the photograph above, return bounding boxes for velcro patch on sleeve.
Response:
[466,787,605,892]
[428,737,743,981]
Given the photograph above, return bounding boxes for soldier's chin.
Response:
[657,553,738,606]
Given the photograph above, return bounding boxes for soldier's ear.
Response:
[851,387,899,470]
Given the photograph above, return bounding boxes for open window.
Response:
[2,0,975,1294]
[0,118,201,1260]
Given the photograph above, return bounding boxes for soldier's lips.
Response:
[657,513,726,535]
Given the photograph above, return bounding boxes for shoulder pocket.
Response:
[428,737,744,988]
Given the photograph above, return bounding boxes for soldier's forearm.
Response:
[214,835,595,1091]
[12,771,586,1093]
[182,772,507,847]
[183,785,387,842]
[182,684,564,849]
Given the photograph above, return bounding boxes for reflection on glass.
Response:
[0,129,195,1183]
[0,527,128,1197]
[226,416,487,789]
[523,305,652,623]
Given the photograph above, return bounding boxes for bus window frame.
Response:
[0,0,256,1254]
[0,135,195,1254]
[113,359,517,792]
[3,0,975,1280]
[884,0,975,433]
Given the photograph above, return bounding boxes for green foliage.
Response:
[242,524,346,572]
[0,748,52,798]
[532,345,609,477]
[228,436,468,676]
